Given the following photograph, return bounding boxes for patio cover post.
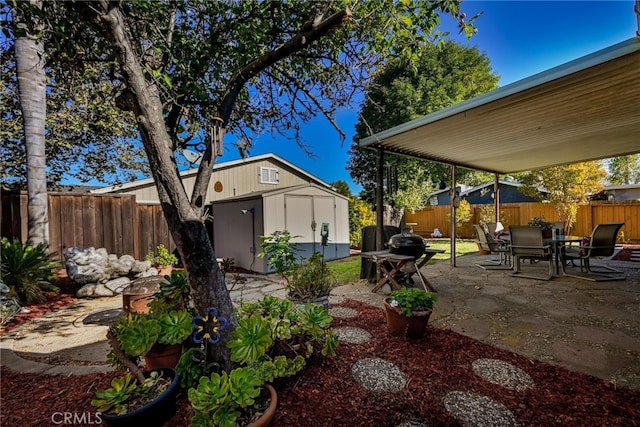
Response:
[494,174,500,222]
[376,147,385,251]
[450,165,457,267]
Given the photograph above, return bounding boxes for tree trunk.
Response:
[96,1,237,370]
[14,1,49,246]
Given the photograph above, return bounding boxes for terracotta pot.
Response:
[477,243,490,255]
[542,229,553,238]
[247,384,278,427]
[102,368,180,427]
[122,293,155,315]
[383,299,432,339]
[144,344,182,371]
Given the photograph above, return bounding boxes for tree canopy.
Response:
[607,155,640,185]
[347,40,499,207]
[1,3,148,190]
[520,161,608,231]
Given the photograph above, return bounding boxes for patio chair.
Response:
[509,225,554,280]
[473,224,511,270]
[560,222,625,281]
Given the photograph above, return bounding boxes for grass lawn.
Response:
[327,239,478,284]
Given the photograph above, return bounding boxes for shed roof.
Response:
[360,38,640,174]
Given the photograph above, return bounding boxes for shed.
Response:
[210,183,350,273]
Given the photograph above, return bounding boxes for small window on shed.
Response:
[259,167,279,184]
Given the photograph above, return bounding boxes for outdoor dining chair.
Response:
[560,222,625,281]
[509,225,554,280]
[473,224,511,270]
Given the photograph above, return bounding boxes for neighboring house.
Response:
[427,185,471,206]
[602,184,640,201]
[90,153,333,204]
[427,181,544,205]
[211,183,350,273]
[90,153,350,272]
[462,180,543,204]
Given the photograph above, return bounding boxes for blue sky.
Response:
[217,0,637,195]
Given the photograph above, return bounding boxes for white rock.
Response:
[130,260,152,273]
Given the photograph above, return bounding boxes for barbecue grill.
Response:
[388,230,426,259]
[387,229,427,287]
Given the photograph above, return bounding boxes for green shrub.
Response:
[1,238,61,304]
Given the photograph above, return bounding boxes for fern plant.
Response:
[0,238,61,304]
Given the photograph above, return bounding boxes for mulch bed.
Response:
[612,245,640,261]
[2,296,640,426]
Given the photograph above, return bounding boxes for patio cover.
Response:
[359,38,640,174]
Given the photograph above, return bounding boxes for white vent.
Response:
[259,167,279,184]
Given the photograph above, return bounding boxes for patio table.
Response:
[545,235,583,275]
[360,248,444,293]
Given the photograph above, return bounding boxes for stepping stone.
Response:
[334,326,371,344]
[351,357,406,393]
[329,306,359,319]
[471,358,535,391]
[396,421,428,427]
[444,391,520,426]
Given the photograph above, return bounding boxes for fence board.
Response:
[83,195,97,249]
[48,195,62,258]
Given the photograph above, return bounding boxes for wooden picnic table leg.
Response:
[412,252,440,292]
[371,259,406,292]
[413,269,437,293]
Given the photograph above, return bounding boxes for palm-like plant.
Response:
[1,238,61,304]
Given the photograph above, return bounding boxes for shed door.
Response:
[284,195,313,242]
[314,196,335,242]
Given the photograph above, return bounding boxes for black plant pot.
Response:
[102,368,180,427]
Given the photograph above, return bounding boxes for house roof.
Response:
[210,183,349,204]
[90,153,332,194]
[359,38,640,174]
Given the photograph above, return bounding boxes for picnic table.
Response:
[360,248,444,293]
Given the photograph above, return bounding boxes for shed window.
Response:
[259,167,279,184]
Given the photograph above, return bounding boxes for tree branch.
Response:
[190,7,352,209]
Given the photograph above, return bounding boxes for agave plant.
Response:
[0,237,61,304]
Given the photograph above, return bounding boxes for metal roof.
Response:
[360,38,640,174]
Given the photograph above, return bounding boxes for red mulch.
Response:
[0,275,79,334]
[2,296,640,426]
[612,245,640,262]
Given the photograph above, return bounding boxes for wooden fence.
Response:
[3,191,638,262]
[1,191,176,261]
[405,201,640,243]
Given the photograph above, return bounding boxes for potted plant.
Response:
[145,244,178,275]
[258,231,336,308]
[110,309,192,371]
[180,296,338,426]
[528,216,553,238]
[383,288,438,339]
[94,313,189,425]
[92,369,180,427]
